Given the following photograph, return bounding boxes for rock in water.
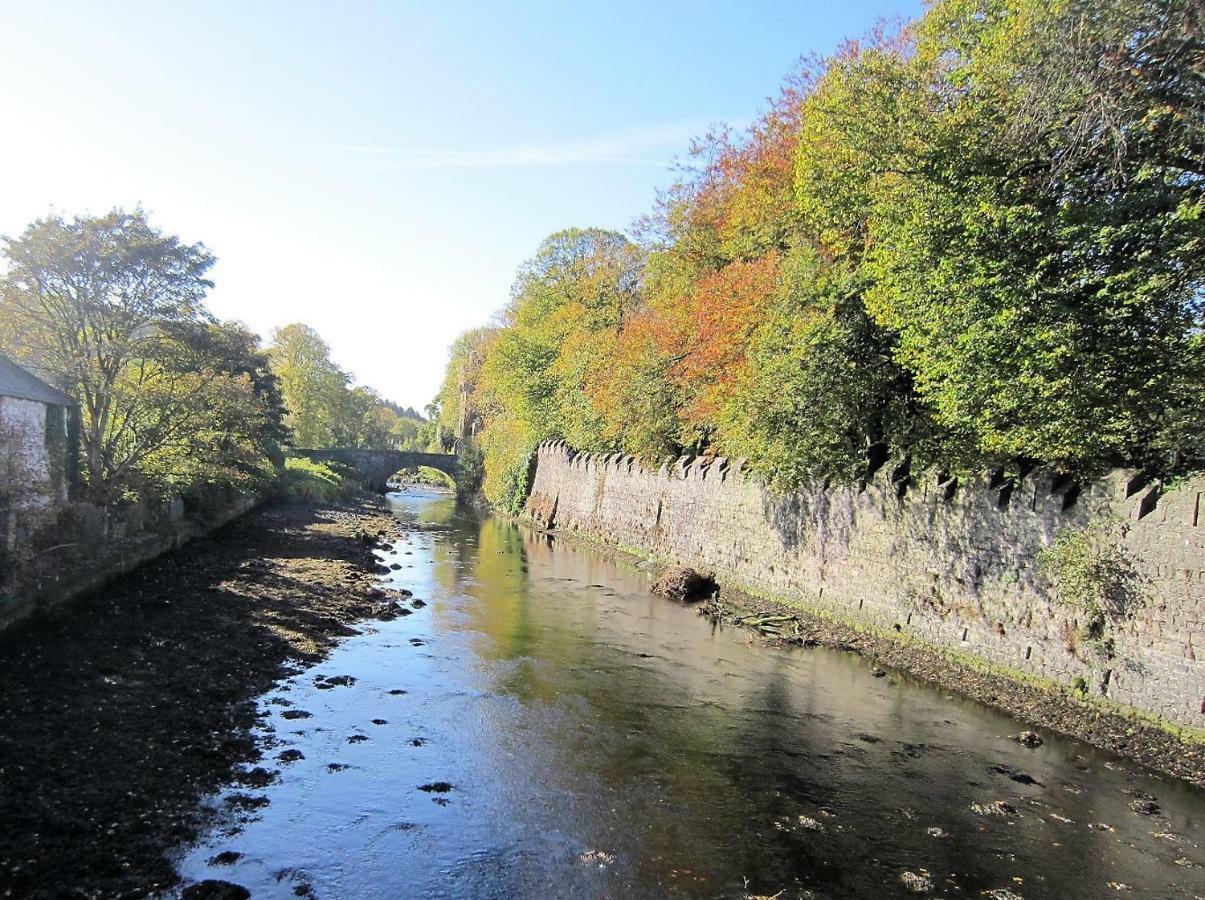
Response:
[651,566,719,602]
[182,881,251,900]
[1013,730,1043,748]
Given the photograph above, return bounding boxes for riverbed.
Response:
[176,488,1205,899]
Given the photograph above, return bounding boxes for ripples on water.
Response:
[176,488,1205,898]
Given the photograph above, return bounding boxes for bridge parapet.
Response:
[292,448,457,491]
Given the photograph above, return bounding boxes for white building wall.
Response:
[0,396,53,508]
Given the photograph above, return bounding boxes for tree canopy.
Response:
[440,0,1204,511]
[0,210,424,507]
[1,210,286,503]
[267,322,433,454]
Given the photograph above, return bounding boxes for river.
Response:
[175,487,1205,899]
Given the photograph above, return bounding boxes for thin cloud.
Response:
[323,122,715,171]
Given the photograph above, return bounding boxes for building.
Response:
[0,354,76,509]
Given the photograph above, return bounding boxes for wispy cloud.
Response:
[323,122,712,172]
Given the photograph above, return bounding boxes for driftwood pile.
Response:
[651,565,833,648]
[697,596,825,647]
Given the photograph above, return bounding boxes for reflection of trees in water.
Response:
[404,493,477,593]
[413,503,1165,898]
[449,515,783,891]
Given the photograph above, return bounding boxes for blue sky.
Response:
[0,0,921,410]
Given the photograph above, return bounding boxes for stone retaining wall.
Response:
[0,489,260,632]
[525,441,1205,730]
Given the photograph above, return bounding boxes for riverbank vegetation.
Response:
[282,457,353,503]
[435,0,1204,511]
[0,210,427,510]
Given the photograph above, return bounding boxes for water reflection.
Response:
[176,490,1205,899]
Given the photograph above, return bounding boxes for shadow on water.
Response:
[175,490,1205,899]
[0,502,389,898]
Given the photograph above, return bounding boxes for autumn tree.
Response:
[435,0,1203,506]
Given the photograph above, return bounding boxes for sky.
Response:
[0,0,921,411]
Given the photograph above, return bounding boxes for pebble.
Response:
[900,869,933,893]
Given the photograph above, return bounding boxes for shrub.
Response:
[454,439,486,502]
[1038,517,1144,631]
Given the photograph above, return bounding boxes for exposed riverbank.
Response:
[0,497,404,899]
[533,523,1205,790]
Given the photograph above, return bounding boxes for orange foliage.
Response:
[653,253,781,424]
[669,70,813,263]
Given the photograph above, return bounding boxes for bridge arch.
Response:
[292,448,457,493]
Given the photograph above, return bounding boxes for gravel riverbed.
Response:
[0,497,403,899]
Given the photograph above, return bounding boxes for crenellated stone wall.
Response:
[525,441,1205,730]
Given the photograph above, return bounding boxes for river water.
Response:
[176,488,1205,899]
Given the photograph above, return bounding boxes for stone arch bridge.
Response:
[292,448,457,492]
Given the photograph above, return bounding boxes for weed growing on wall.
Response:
[1038,517,1144,641]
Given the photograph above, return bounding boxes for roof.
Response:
[0,354,75,406]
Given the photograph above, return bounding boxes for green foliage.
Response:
[1037,518,1143,625]
[0,209,288,504]
[267,323,420,453]
[435,327,495,445]
[283,457,347,503]
[432,0,1203,508]
[714,245,926,487]
[268,323,350,448]
[448,229,643,509]
[453,438,486,501]
[412,466,455,489]
[798,0,1204,475]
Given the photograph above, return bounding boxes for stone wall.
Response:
[525,441,1205,731]
[0,487,260,632]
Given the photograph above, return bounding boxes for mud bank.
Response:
[0,497,404,899]
[539,525,1205,790]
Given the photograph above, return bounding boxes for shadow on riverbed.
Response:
[0,499,397,898]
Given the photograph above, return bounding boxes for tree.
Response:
[126,321,288,496]
[471,229,646,510]
[433,0,1204,504]
[267,322,416,453]
[0,209,269,503]
[267,323,350,448]
[435,327,497,444]
[844,0,1203,472]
